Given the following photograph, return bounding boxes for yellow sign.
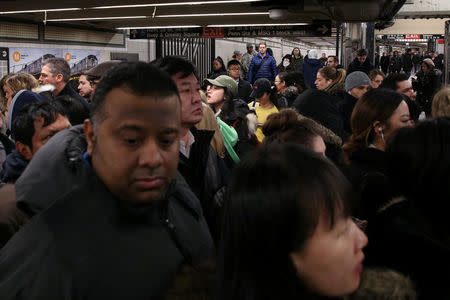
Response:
[12,51,21,62]
[64,52,71,61]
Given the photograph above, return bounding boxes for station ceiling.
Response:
[1,0,406,47]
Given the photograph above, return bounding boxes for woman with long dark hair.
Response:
[219,143,367,300]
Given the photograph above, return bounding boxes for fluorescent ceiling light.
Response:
[47,16,147,22]
[207,23,310,27]
[156,12,268,18]
[93,0,262,9]
[117,25,202,30]
[0,8,82,14]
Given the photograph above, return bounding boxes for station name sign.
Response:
[130,21,332,39]
[379,34,444,40]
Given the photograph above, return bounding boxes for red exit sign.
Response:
[405,34,421,39]
[202,27,224,38]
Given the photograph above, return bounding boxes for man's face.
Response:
[39,65,59,86]
[327,57,337,68]
[357,55,366,64]
[78,75,93,98]
[228,64,241,80]
[32,113,71,154]
[247,46,253,54]
[396,80,416,100]
[85,87,180,205]
[171,72,203,128]
[349,85,370,100]
[259,44,267,56]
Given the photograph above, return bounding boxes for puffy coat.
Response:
[247,53,278,84]
[300,58,323,89]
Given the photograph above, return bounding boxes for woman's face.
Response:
[206,85,225,110]
[421,63,428,73]
[293,48,300,56]
[384,100,412,140]
[371,75,384,89]
[290,215,368,297]
[274,75,285,91]
[3,84,13,102]
[315,72,332,90]
[213,60,222,71]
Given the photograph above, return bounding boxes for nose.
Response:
[192,89,201,103]
[356,225,368,250]
[138,139,163,169]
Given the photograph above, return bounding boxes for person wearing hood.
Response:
[277,54,295,73]
[207,56,227,79]
[300,50,324,89]
[412,58,442,117]
[347,49,373,75]
[1,100,70,183]
[337,71,371,134]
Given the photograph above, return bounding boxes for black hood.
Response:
[0,150,28,183]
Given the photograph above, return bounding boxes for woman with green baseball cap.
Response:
[204,75,256,165]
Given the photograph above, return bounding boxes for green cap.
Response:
[204,75,238,99]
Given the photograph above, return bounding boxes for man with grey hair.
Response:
[39,57,89,114]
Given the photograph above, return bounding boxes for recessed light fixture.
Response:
[156,12,268,18]
[117,25,202,30]
[206,23,310,27]
[93,0,263,9]
[47,16,148,22]
[0,8,82,14]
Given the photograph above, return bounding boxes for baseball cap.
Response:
[246,43,253,48]
[85,60,122,79]
[250,78,272,99]
[233,50,242,56]
[204,75,238,99]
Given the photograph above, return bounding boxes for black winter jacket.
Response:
[2,125,214,299]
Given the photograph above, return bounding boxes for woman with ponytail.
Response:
[342,88,412,220]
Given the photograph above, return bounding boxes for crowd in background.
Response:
[0,41,449,299]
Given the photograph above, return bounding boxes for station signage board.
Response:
[379,34,444,40]
[130,21,332,39]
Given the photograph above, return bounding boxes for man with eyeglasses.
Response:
[227,60,252,103]
[38,57,90,115]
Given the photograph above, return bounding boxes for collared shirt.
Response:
[179,130,195,158]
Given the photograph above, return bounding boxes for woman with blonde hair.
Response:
[3,73,39,120]
[431,87,450,118]
[315,66,346,102]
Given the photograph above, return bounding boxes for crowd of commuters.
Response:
[0,42,448,299]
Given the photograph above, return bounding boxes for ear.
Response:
[372,121,384,136]
[84,119,95,156]
[56,73,64,83]
[16,141,32,161]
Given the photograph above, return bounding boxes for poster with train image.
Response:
[9,48,100,75]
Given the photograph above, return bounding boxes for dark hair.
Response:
[52,95,89,125]
[283,71,309,92]
[266,48,273,57]
[43,57,71,82]
[218,88,250,138]
[91,61,179,125]
[343,88,404,160]
[379,73,408,91]
[12,102,64,149]
[357,49,367,56]
[291,47,303,58]
[386,118,450,224]
[213,56,226,72]
[218,143,353,300]
[328,55,339,63]
[151,55,198,79]
[262,108,321,150]
[277,71,288,82]
[282,54,292,62]
[227,59,241,69]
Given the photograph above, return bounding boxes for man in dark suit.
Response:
[227,60,252,103]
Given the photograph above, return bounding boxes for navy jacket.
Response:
[247,53,278,84]
[300,58,323,89]
[0,150,28,184]
[337,93,358,134]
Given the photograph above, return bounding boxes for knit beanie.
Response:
[345,71,371,92]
